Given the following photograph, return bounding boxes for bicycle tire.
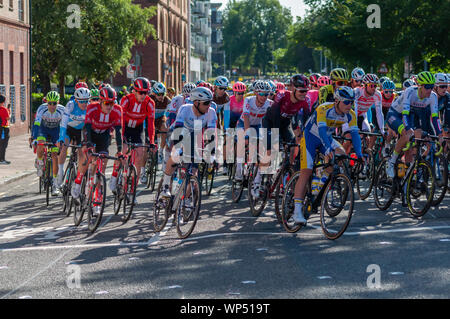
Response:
[150,153,158,191]
[231,163,244,203]
[320,173,354,240]
[176,175,201,239]
[432,154,448,207]
[73,174,88,226]
[206,163,215,196]
[274,167,295,223]
[61,165,71,215]
[406,160,435,218]
[63,165,76,217]
[122,164,137,223]
[87,173,107,233]
[280,171,303,233]
[113,166,124,216]
[248,166,268,217]
[45,159,51,207]
[356,152,375,200]
[373,158,395,211]
[153,177,170,232]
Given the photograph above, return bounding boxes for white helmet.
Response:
[214,76,229,88]
[152,82,166,94]
[190,87,213,102]
[253,80,271,93]
[74,87,91,101]
[182,82,196,95]
[351,67,365,81]
[435,73,448,85]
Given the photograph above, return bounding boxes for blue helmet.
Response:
[334,86,355,101]
[214,76,229,88]
[382,80,396,91]
[268,80,276,93]
[152,82,166,94]
[351,67,365,81]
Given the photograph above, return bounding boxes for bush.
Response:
[32,93,72,113]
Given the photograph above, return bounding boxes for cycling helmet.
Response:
[334,86,355,101]
[309,73,321,86]
[233,81,247,92]
[46,91,60,102]
[196,80,205,86]
[74,87,91,101]
[99,86,117,102]
[182,82,197,95]
[276,82,285,91]
[197,81,213,91]
[382,80,396,91]
[268,80,276,93]
[75,81,88,90]
[290,74,310,88]
[351,68,365,81]
[152,82,166,94]
[253,80,271,92]
[409,74,418,84]
[168,87,176,94]
[214,76,229,88]
[379,76,390,85]
[317,76,331,87]
[190,87,213,102]
[363,74,380,85]
[416,71,435,85]
[434,73,448,85]
[98,83,111,90]
[90,89,100,98]
[403,79,415,89]
[133,77,151,92]
[330,68,349,82]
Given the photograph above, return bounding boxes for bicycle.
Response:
[36,141,58,207]
[153,162,201,239]
[61,144,82,217]
[373,135,436,217]
[281,153,357,240]
[113,143,155,223]
[73,150,118,233]
[144,129,165,192]
[199,159,218,196]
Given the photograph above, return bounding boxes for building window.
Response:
[20,52,24,84]
[19,0,24,22]
[0,50,3,84]
[9,0,13,10]
[9,51,14,85]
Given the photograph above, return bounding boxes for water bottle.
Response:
[311,176,320,195]
[1,129,4,140]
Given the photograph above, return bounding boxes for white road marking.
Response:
[241,281,256,284]
[19,296,32,299]
[95,291,109,295]
[389,272,404,275]
[317,276,332,280]
[165,285,182,289]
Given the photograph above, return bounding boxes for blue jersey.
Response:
[59,100,87,141]
[32,103,65,139]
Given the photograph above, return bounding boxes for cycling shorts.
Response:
[64,126,86,145]
[124,124,144,144]
[386,110,404,135]
[300,130,342,170]
[91,131,111,154]
[37,126,59,144]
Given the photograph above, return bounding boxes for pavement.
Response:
[0,133,35,185]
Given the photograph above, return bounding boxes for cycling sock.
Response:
[294,198,304,211]
[390,150,399,164]
[75,172,84,184]
[58,164,64,174]
[163,173,171,187]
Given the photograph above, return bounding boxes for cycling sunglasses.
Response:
[104,101,114,105]
[137,90,147,95]
[200,100,211,106]
[383,90,394,94]
[217,87,227,91]
[90,98,100,102]
[47,102,57,105]
[438,85,448,89]
[341,100,353,105]
[335,81,348,86]
[423,84,435,90]
[77,100,89,104]
[156,93,165,96]
[295,88,308,93]
[257,92,269,97]
[235,92,245,95]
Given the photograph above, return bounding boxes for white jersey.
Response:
[402,86,439,115]
[354,87,384,134]
[239,96,271,126]
[174,104,217,132]
[167,95,192,116]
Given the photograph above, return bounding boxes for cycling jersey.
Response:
[275,90,311,119]
[238,96,271,127]
[120,93,155,144]
[224,95,245,129]
[214,92,230,114]
[166,95,192,126]
[32,103,65,140]
[381,93,396,117]
[174,104,217,132]
[438,92,450,129]
[354,87,384,134]
[150,94,171,119]
[58,100,86,143]
[402,86,441,135]
[318,85,334,104]
[307,90,319,111]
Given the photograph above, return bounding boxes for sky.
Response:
[210,0,309,20]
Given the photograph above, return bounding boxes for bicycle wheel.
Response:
[45,159,51,207]
[153,177,170,232]
[63,165,75,217]
[356,152,375,200]
[231,163,244,203]
[373,159,395,211]
[122,164,137,223]
[248,166,269,217]
[206,163,215,196]
[39,176,43,194]
[320,173,354,240]
[432,155,448,207]
[274,167,295,223]
[280,171,303,233]
[87,173,107,233]
[73,174,88,226]
[150,153,158,191]
[406,160,435,217]
[113,167,124,216]
[176,175,201,239]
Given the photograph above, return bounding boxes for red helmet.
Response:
[75,81,88,90]
[98,82,111,90]
[276,82,285,92]
[290,74,310,88]
[133,77,151,92]
[309,73,321,87]
[197,81,213,91]
[317,76,331,87]
[232,81,247,93]
[99,87,117,102]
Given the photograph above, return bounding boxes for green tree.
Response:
[32,0,156,95]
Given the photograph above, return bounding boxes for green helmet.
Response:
[90,88,100,98]
[417,71,435,85]
[330,68,349,82]
[46,91,60,102]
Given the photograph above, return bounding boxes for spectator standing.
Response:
[0,95,11,164]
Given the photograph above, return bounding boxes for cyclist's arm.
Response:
[402,89,412,130]
[348,111,363,158]
[114,126,123,152]
[430,94,442,136]
[147,102,155,145]
[32,104,46,139]
[375,93,385,134]
[58,103,72,143]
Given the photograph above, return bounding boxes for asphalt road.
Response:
[1,163,450,299]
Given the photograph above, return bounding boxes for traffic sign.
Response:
[127,64,135,79]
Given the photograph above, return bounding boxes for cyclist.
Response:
[166,82,196,127]
[224,82,247,130]
[90,88,100,103]
[434,73,450,145]
[309,73,321,90]
[167,87,176,100]
[386,71,443,178]
[268,80,277,101]
[307,75,321,112]
[350,67,365,89]
[234,81,272,190]
[32,91,65,196]
[214,76,230,129]
[381,80,397,118]
[56,87,91,187]
[71,86,123,200]
[292,87,362,224]
[319,68,349,104]
[276,82,286,94]
[160,87,217,198]
[114,77,156,194]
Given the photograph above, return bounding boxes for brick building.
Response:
[0,0,31,136]
[113,0,190,93]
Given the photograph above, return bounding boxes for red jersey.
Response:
[120,93,155,144]
[0,106,10,127]
[382,93,395,111]
[85,103,122,134]
[274,90,311,118]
